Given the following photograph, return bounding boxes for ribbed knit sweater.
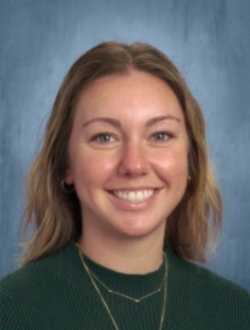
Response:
[1,240,250,329]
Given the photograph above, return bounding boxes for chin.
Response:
[112,218,166,240]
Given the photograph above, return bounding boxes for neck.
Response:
[76,224,166,275]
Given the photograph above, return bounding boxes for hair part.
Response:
[19,41,222,266]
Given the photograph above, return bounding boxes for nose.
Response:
[117,142,149,177]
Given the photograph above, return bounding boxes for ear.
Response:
[64,169,74,184]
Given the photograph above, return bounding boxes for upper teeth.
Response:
[113,190,154,203]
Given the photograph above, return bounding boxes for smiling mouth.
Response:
[109,189,157,204]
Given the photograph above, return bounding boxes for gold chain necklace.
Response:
[77,247,168,330]
[88,269,165,303]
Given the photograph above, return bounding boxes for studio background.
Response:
[1,0,249,291]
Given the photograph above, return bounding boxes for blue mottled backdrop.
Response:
[1,0,250,291]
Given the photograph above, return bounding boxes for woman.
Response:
[1,41,249,330]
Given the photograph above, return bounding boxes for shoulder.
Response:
[0,240,91,329]
[0,241,72,302]
[166,244,249,296]
[165,245,250,328]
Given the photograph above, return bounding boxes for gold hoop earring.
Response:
[61,180,75,193]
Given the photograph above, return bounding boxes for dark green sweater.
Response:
[1,240,250,329]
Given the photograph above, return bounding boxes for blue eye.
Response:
[152,132,170,141]
[94,133,113,143]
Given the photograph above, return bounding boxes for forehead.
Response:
[74,70,184,123]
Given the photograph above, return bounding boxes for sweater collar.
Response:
[54,239,198,328]
[71,241,167,298]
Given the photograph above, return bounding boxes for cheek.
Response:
[72,150,117,187]
[153,149,188,181]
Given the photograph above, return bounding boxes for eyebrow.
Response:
[145,115,181,126]
[82,117,121,128]
[82,115,181,128]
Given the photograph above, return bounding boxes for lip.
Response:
[106,187,161,192]
[106,188,161,211]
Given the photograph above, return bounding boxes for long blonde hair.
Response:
[20,41,222,266]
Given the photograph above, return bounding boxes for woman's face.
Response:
[65,70,189,242]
